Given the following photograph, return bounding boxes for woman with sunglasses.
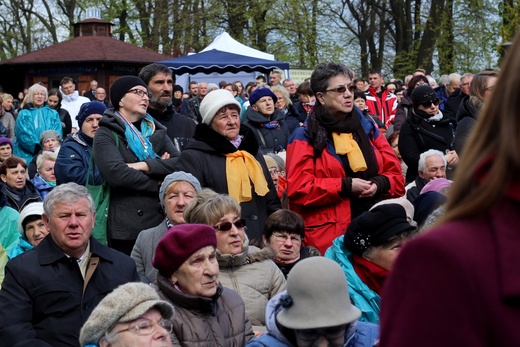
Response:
[286,62,404,255]
[398,84,458,184]
[93,76,180,255]
[391,74,429,133]
[184,190,286,331]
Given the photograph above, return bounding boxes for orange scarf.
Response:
[225,151,269,203]
[332,132,367,172]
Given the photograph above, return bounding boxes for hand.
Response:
[161,152,170,159]
[445,151,459,166]
[358,182,378,198]
[351,178,373,196]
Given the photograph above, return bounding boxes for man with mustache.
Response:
[139,64,196,152]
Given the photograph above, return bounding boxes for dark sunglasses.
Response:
[420,99,440,108]
[324,85,357,94]
[214,219,246,232]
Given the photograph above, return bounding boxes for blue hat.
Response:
[0,137,13,148]
[77,101,107,129]
[249,87,278,106]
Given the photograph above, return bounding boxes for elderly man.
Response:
[242,88,291,154]
[79,282,174,347]
[269,70,282,86]
[138,63,196,152]
[0,183,139,346]
[434,72,460,115]
[186,81,208,123]
[444,72,474,122]
[405,149,447,203]
[60,76,90,132]
[83,80,98,101]
[283,79,299,104]
[94,87,111,108]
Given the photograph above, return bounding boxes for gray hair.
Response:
[43,182,95,216]
[36,151,57,172]
[461,72,474,83]
[22,83,48,108]
[438,74,450,87]
[270,85,292,106]
[418,149,446,172]
[184,189,240,226]
[267,152,285,172]
[138,63,173,85]
[310,62,355,96]
[448,73,461,86]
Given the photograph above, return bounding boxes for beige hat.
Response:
[79,282,174,346]
[277,257,361,329]
[263,155,277,169]
[200,89,241,125]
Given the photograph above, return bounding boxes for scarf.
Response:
[224,150,269,203]
[332,133,367,172]
[352,254,389,295]
[308,103,379,179]
[261,120,280,129]
[114,111,158,161]
[414,108,443,122]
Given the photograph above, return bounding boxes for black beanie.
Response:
[110,75,148,110]
[344,204,416,256]
[411,85,437,109]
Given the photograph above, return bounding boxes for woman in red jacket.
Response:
[286,62,404,255]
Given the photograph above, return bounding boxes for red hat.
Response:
[152,224,217,276]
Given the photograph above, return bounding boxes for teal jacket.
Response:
[14,104,62,163]
[0,205,19,287]
[7,236,33,260]
[325,236,381,324]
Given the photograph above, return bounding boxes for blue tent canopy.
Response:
[157,49,289,74]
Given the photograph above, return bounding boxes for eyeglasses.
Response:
[324,85,357,94]
[269,168,280,176]
[415,81,428,86]
[214,219,246,232]
[272,232,302,243]
[128,88,151,98]
[115,319,173,336]
[485,85,495,91]
[460,82,470,87]
[420,99,440,108]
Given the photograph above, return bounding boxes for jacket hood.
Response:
[217,244,275,268]
[456,96,479,123]
[187,122,259,155]
[244,107,286,125]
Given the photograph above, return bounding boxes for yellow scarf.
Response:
[225,151,270,203]
[332,132,367,172]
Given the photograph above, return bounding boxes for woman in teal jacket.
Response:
[14,84,62,163]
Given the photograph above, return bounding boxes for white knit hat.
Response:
[200,89,241,125]
[18,202,44,236]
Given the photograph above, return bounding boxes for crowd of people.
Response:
[0,28,518,346]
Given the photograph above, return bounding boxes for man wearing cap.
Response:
[246,257,378,347]
[325,204,417,323]
[138,63,196,152]
[0,137,13,165]
[0,183,140,346]
[55,101,107,186]
[131,171,202,283]
[60,76,91,132]
[243,87,291,154]
[79,282,174,347]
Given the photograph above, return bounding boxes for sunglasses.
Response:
[324,85,357,94]
[420,99,440,108]
[214,219,246,232]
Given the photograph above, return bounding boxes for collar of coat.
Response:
[193,123,259,155]
[217,245,275,268]
[36,236,117,265]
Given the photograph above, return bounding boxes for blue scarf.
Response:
[261,120,279,129]
[115,112,159,161]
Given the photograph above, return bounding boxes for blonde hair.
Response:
[184,189,241,226]
[270,85,292,106]
[36,151,57,171]
[21,83,47,108]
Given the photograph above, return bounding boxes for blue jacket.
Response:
[31,174,54,200]
[13,104,62,163]
[7,236,33,260]
[325,236,381,324]
[246,291,379,347]
[55,132,104,186]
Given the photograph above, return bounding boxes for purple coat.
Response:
[380,197,520,346]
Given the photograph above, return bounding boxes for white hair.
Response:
[418,149,447,172]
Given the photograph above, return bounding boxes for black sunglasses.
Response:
[324,85,357,94]
[420,99,440,108]
[214,219,246,232]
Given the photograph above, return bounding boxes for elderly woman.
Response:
[287,63,404,254]
[55,101,106,186]
[7,202,47,259]
[454,70,498,155]
[184,191,286,329]
[131,171,201,283]
[31,151,57,200]
[173,89,280,243]
[93,76,180,255]
[325,203,416,323]
[152,223,254,345]
[80,282,175,347]
[246,257,379,347]
[271,85,304,134]
[262,209,320,278]
[13,84,62,164]
[1,94,16,139]
[398,84,458,183]
[28,129,61,178]
[0,156,41,212]
[0,137,13,164]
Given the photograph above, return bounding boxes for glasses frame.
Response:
[420,99,440,108]
[214,219,246,232]
[114,318,173,336]
[127,88,152,98]
[271,232,302,243]
[324,85,357,94]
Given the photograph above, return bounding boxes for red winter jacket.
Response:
[286,110,405,254]
[365,87,398,126]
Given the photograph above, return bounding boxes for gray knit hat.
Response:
[79,282,174,346]
[277,257,361,329]
[39,130,61,146]
[159,171,202,207]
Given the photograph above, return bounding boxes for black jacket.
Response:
[453,96,479,155]
[147,105,196,152]
[0,236,139,347]
[174,123,281,242]
[1,180,42,212]
[242,108,291,154]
